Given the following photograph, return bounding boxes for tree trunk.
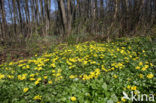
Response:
[106,0,118,41]
[0,0,7,39]
[16,0,23,34]
[100,0,104,17]
[58,0,68,35]
[67,0,72,35]
[12,0,17,35]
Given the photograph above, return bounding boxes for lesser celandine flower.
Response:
[48,80,52,84]
[121,97,126,102]
[113,74,118,78]
[70,96,76,101]
[127,85,131,89]
[30,78,35,81]
[139,62,143,66]
[131,86,137,91]
[142,67,146,71]
[44,76,48,79]
[69,75,75,79]
[139,74,143,78]
[33,95,42,100]
[35,81,39,85]
[147,73,154,79]
[0,74,5,79]
[135,66,140,70]
[23,88,29,93]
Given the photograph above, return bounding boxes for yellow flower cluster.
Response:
[35,77,42,85]
[22,65,30,69]
[127,85,137,91]
[0,39,155,102]
[52,69,63,81]
[18,74,27,80]
[80,68,100,80]
[69,75,77,79]
[34,67,43,71]
[7,75,14,79]
[135,61,151,71]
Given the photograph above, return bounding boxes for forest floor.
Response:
[0,36,155,103]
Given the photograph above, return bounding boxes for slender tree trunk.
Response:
[44,0,51,35]
[100,0,104,18]
[12,0,17,35]
[106,0,118,41]
[0,12,2,39]
[58,0,68,35]
[0,0,7,39]
[67,0,72,35]
[16,0,23,34]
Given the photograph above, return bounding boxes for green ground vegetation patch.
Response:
[0,37,155,103]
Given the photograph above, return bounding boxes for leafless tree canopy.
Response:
[0,0,156,42]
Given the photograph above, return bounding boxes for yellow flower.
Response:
[37,77,42,81]
[26,65,30,68]
[30,74,35,77]
[121,97,126,102]
[30,78,35,81]
[135,66,140,70]
[127,85,131,89]
[134,90,139,95]
[139,62,143,66]
[111,67,115,70]
[51,63,56,68]
[83,61,88,65]
[141,67,146,71]
[70,96,76,101]
[0,73,5,79]
[144,65,149,69]
[55,73,61,77]
[150,63,153,67]
[7,75,14,79]
[33,95,42,100]
[131,86,137,91]
[113,74,118,78]
[35,80,39,85]
[23,88,29,93]
[48,80,52,84]
[18,74,26,80]
[127,78,131,81]
[69,75,76,79]
[52,70,55,73]
[147,73,154,79]
[44,76,48,79]
[139,74,143,78]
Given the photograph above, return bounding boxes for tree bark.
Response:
[16,0,23,33]
[106,0,118,41]
[0,0,7,39]
[67,0,72,35]
[58,0,68,35]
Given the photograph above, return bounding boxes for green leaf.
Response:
[102,82,108,91]
[111,94,118,102]
[107,99,114,103]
